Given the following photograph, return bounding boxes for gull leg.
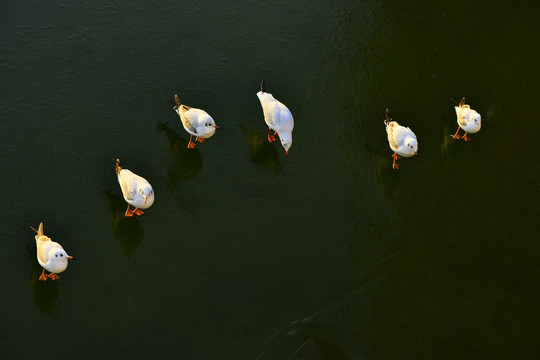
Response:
[268,128,276,143]
[392,153,400,170]
[125,204,135,217]
[187,135,197,149]
[39,268,48,281]
[452,126,462,139]
[48,273,60,280]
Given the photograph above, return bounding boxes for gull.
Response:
[116,158,155,217]
[384,108,418,169]
[452,97,481,141]
[31,222,73,281]
[256,79,294,155]
[173,94,220,149]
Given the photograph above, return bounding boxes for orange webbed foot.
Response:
[452,126,462,139]
[133,208,145,216]
[267,128,277,143]
[125,209,135,217]
[462,134,471,141]
[187,135,197,149]
[196,137,205,143]
[48,273,60,280]
[391,153,400,169]
[39,271,48,281]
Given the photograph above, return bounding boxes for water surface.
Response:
[1,0,539,359]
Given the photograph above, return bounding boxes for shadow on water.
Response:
[103,189,144,258]
[440,125,467,163]
[27,246,59,315]
[241,125,281,172]
[372,152,402,203]
[31,277,59,315]
[157,122,203,187]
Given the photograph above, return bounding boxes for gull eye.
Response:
[61,254,63,257]
[55,254,58,257]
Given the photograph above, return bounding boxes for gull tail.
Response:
[384,108,392,126]
[450,97,466,108]
[115,158,123,175]
[173,94,182,110]
[30,222,44,237]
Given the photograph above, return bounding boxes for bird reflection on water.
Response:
[103,189,144,258]
[157,122,203,187]
[28,253,59,315]
[241,125,282,172]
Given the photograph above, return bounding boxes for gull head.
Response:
[139,186,155,206]
[405,137,418,156]
[49,249,73,273]
[204,118,220,135]
[279,133,293,156]
[470,110,481,131]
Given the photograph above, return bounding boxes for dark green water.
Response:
[1,0,539,359]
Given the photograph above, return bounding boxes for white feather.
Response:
[34,223,72,275]
[455,101,482,134]
[257,91,294,153]
[117,168,155,210]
